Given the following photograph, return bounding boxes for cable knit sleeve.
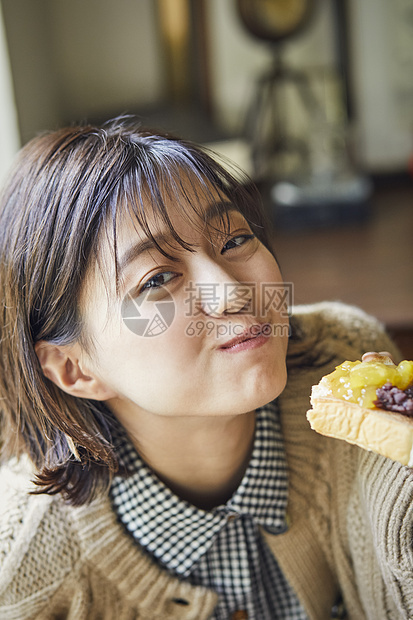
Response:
[282,302,411,619]
[347,451,413,619]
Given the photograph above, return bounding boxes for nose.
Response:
[187,263,253,318]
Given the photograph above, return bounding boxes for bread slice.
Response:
[307,383,413,466]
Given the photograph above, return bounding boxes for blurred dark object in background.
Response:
[271,175,372,230]
[237,0,319,180]
[236,0,372,230]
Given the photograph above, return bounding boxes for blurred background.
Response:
[0,0,412,355]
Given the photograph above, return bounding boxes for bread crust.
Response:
[307,392,413,466]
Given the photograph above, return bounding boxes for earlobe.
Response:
[34,341,116,401]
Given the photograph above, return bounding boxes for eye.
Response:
[141,271,177,291]
[221,234,256,254]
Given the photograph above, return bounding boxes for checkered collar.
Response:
[110,400,288,577]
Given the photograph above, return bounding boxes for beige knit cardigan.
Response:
[1,302,412,620]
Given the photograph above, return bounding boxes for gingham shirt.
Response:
[110,402,308,620]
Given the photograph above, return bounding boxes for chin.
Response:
[241,370,287,413]
[262,367,287,402]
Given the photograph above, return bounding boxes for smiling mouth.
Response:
[218,324,269,350]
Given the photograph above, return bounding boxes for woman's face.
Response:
[78,181,289,422]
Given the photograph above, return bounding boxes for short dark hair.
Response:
[0,116,272,505]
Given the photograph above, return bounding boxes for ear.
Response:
[35,341,117,401]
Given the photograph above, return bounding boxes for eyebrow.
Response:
[118,200,239,273]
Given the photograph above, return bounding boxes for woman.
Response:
[0,117,411,619]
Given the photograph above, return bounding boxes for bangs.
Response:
[94,140,269,295]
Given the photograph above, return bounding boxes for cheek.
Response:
[104,318,204,413]
[252,254,286,311]
[259,250,283,282]
[118,310,201,374]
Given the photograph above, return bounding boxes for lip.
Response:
[218,324,270,353]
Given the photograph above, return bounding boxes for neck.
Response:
[113,406,256,510]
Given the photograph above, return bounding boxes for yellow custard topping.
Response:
[320,359,413,408]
